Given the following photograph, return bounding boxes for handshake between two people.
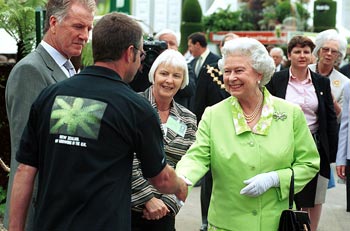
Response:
[144,164,191,220]
[240,171,280,197]
[148,164,191,204]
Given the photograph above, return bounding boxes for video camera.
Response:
[142,37,168,69]
[129,37,168,92]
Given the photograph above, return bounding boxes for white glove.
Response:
[240,171,280,197]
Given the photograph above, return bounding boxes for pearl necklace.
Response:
[243,93,263,123]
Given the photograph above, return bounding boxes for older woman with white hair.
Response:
[131,49,197,231]
[175,37,320,231]
[309,29,349,120]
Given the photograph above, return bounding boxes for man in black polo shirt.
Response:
[9,13,188,231]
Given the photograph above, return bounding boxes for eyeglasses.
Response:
[320,47,339,56]
[133,46,146,61]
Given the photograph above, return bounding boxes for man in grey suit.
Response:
[4,0,96,230]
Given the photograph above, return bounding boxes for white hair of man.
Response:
[218,37,275,87]
[148,49,189,89]
[269,47,284,57]
[154,29,180,46]
[313,29,348,65]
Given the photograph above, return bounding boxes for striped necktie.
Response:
[63,60,76,77]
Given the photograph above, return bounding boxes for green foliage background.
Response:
[203,0,310,33]
[179,0,204,54]
[0,0,47,61]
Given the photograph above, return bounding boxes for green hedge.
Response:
[313,0,337,32]
[179,0,203,54]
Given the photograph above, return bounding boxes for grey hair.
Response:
[148,49,189,89]
[313,29,348,64]
[44,0,96,33]
[218,37,275,87]
[269,47,284,57]
[154,29,180,46]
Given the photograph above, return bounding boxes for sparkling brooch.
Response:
[273,112,287,121]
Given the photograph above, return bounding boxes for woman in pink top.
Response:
[266,35,338,231]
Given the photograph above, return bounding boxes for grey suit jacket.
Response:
[4,44,68,230]
[336,81,350,165]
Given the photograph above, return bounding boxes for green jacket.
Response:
[176,88,320,231]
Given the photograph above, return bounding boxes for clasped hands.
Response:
[142,197,170,220]
[240,171,280,197]
[143,175,190,220]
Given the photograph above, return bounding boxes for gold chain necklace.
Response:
[243,93,263,123]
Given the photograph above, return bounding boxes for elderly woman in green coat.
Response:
[175,37,320,231]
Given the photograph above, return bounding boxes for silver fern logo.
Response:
[50,96,107,139]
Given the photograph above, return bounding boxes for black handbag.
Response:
[278,169,311,231]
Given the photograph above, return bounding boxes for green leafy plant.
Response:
[202,5,255,32]
[81,42,93,67]
[259,0,310,31]
[0,0,47,61]
[0,186,6,217]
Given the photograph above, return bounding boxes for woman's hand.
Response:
[142,197,170,220]
[240,171,280,197]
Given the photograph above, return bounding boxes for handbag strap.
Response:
[288,168,294,209]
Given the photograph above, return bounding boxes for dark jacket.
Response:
[189,51,220,81]
[339,63,350,78]
[189,51,220,111]
[267,68,338,173]
[194,62,230,123]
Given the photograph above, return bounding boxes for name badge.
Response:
[166,115,187,137]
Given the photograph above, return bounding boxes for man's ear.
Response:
[49,16,58,34]
[125,46,134,63]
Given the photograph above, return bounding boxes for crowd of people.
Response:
[3,1,350,231]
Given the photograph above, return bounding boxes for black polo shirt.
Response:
[17,66,166,230]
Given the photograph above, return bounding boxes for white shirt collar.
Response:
[41,41,70,75]
[199,48,210,61]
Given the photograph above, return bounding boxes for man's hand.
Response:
[142,197,169,220]
[175,177,188,202]
[336,165,346,179]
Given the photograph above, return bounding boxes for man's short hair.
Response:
[188,32,207,48]
[44,0,96,33]
[269,47,284,57]
[220,33,239,48]
[92,12,143,62]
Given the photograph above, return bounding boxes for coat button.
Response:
[252,210,258,216]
